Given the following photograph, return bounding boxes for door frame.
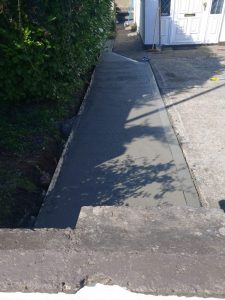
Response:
[166,0,225,45]
[169,0,210,45]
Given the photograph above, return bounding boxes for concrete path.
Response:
[36,51,199,229]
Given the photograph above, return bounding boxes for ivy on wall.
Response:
[0,0,113,104]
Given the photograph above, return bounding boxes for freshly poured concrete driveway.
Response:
[36,51,199,228]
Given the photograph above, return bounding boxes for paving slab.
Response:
[2,206,225,296]
[35,50,199,229]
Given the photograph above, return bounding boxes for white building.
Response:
[133,0,225,46]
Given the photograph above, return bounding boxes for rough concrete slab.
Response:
[35,50,199,229]
[1,206,225,296]
[149,46,225,209]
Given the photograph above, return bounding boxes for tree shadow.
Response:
[114,10,225,96]
[113,12,225,210]
[32,51,192,229]
[149,22,225,99]
[36,153,183,229]
[150,46,225,98]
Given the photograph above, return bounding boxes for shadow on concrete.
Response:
[4,17,207,229]
[32,54,193,229]
[42,157,178,229]
[125,82,225,123]
[114,16,225,124]
[151,49,225,98]
[114,12,225,211]
[114,14,225,95]
[219,200,225,212]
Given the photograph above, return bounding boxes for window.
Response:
[161,0,171,16]
[211,0,224,14]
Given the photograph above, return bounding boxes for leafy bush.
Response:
[0,0,113,105]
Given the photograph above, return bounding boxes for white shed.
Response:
[133,0,225,46]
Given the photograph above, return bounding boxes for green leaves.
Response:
[0,0,113,105]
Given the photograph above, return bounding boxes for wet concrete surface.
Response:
[35,50,199,229]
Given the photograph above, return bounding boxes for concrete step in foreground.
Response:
[1,206,225,297]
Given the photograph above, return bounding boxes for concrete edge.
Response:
[151,65,210,208]
[43,38,116,200]
[145,63,200,208]
[104,39,115,52]
[35,40,119,227]
[34,67,97,227]
[111,51,140,63]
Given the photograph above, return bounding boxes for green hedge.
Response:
[0,0,113,105]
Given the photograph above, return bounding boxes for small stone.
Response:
[151,245,159,252]
[219,227,225,236]
[64,229,72,240]
[194,231,203,237]
[87,274,112,286]
[62,282,72,292]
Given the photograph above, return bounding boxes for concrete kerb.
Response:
[149,63,204,208]
[104,39,115,52]
[35,63,96,228]
[163,90,209,209]
[142,62,200,207]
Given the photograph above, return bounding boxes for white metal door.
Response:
[171,0,209,44]
[205,0,225,43]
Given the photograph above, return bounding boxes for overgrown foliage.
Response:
[0,0,113,227]
[0,0,113,105]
